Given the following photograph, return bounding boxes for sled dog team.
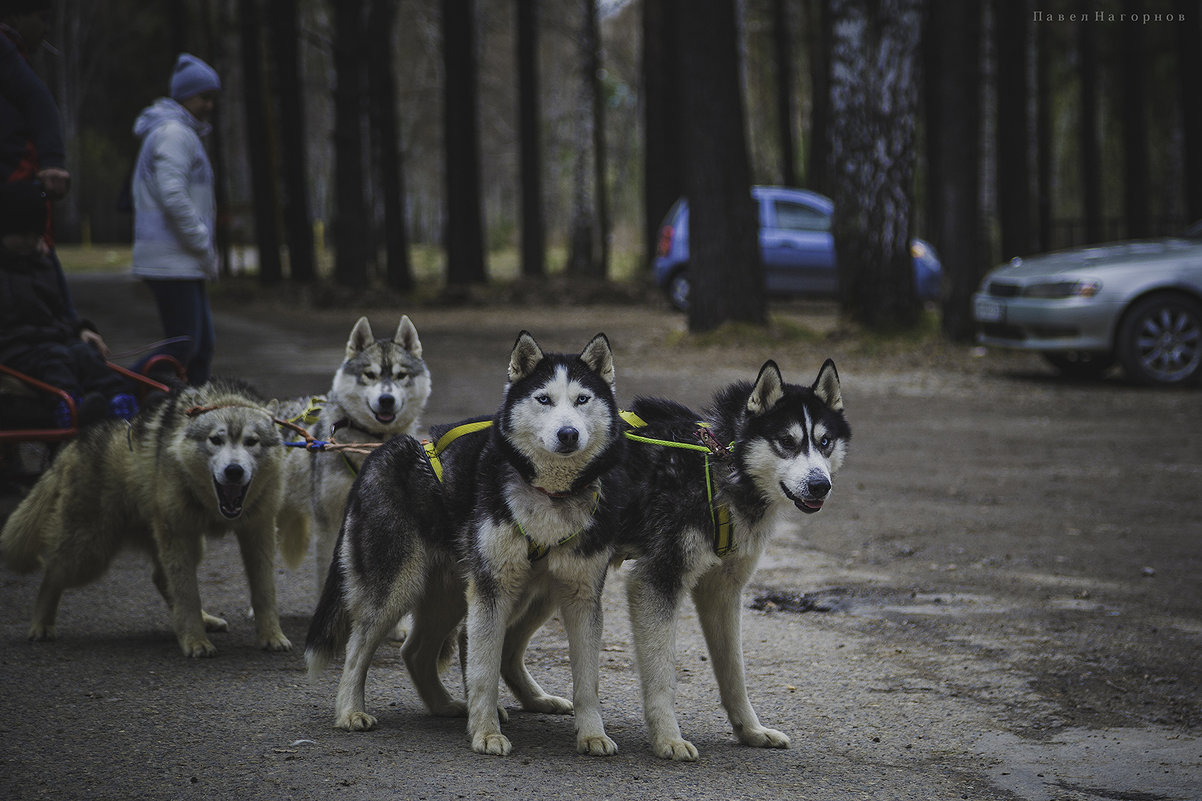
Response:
[1,315,850,761]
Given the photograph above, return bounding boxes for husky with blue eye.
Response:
[305,332,626,758]
[618,359,850,760]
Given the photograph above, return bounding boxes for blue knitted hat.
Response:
[169,53,221,101]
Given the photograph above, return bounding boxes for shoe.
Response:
[109,393,138,420]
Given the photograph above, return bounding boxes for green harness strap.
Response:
[421,419,495,482]
[620,411,735,556]
[421,419,593,562]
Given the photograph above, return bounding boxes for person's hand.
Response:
[36,167,71,200]
[80,328,112,360]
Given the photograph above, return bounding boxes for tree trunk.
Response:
[368,0,413,291]
[442,0,487,287]
[332,0,369,289]
[268,0,316,282]
[1078,22,1102,244]
[772,0,797,187]
[804,0,833,196]
[677,0,764,332]
[1035,17,1053,251]
[239,0,283,284]
[516,0,546,278]
[566,0,606,279]
[829,0,924,331]
[995,0,1030,260]
[642,0,682,265]
[1121,0,1149,240]
[1179,1,1202,224]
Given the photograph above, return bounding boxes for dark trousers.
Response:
[138,278,214,385]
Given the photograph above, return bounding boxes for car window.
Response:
[772,200,830,232]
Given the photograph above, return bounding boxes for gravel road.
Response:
[1,274,1199,801]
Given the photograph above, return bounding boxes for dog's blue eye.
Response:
[536,394,551,405]
[576,394,590,405]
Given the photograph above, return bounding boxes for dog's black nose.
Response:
[557,426,579,447]
[224,464,245,483]
[808,476,831,498]
[377,394,396,410]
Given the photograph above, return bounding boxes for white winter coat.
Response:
[130,98,217,280]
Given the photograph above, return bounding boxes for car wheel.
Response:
[1116,293,1202,386]
[1041,351,1115,380]
[667,270,691,312]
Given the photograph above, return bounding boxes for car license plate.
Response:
[974,298,1005,324]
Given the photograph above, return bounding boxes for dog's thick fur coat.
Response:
[305,332,625,757]
[0,379,290,657]
[276,316,430,594]
[618,360,850,759]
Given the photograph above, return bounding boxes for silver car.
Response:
[972,224,1202,386]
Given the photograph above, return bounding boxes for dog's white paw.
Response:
[259,631,293,652]
[336,712,377,732]
[577,734,618,756]
[181,635,218,658]
[523,694,573,715]
[202,612,228,632]
[27,622,56,641]
[652,736,700,761]
[738,726,790,750]
[471,732,512,756]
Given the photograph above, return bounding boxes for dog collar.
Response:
[621,411,736,556]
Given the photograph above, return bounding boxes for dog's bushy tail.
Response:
[0,463,63,573]
[305,543,350,677]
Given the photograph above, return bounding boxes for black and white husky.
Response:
[618,359,849,760]
[305,332,626,757]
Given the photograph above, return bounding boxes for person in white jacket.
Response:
[131,53,220,385]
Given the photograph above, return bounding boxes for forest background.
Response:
[35,0,1202,336]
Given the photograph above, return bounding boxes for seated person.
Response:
[0,181,135,427]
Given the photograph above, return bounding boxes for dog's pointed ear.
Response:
[578,333,615,388]
[395,315,422,358]
[746,360,785,416]
[264,399,280,417]
[812,358,843,412]
[508,331,544,383]
[346,317,374,360]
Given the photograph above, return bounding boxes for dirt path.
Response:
[1,274,1199,800]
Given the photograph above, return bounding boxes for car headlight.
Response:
[1022,279,1102,299]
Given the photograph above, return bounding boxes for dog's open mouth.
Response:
[214,480,249,519]
[781,483,824,514]
[373,409,396,424]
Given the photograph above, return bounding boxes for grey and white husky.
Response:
[276,316,431,594]
[305,332,626,757]
[0,379,290,657]
[618,359,849,760]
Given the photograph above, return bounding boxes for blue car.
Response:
[652,186,943,310]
